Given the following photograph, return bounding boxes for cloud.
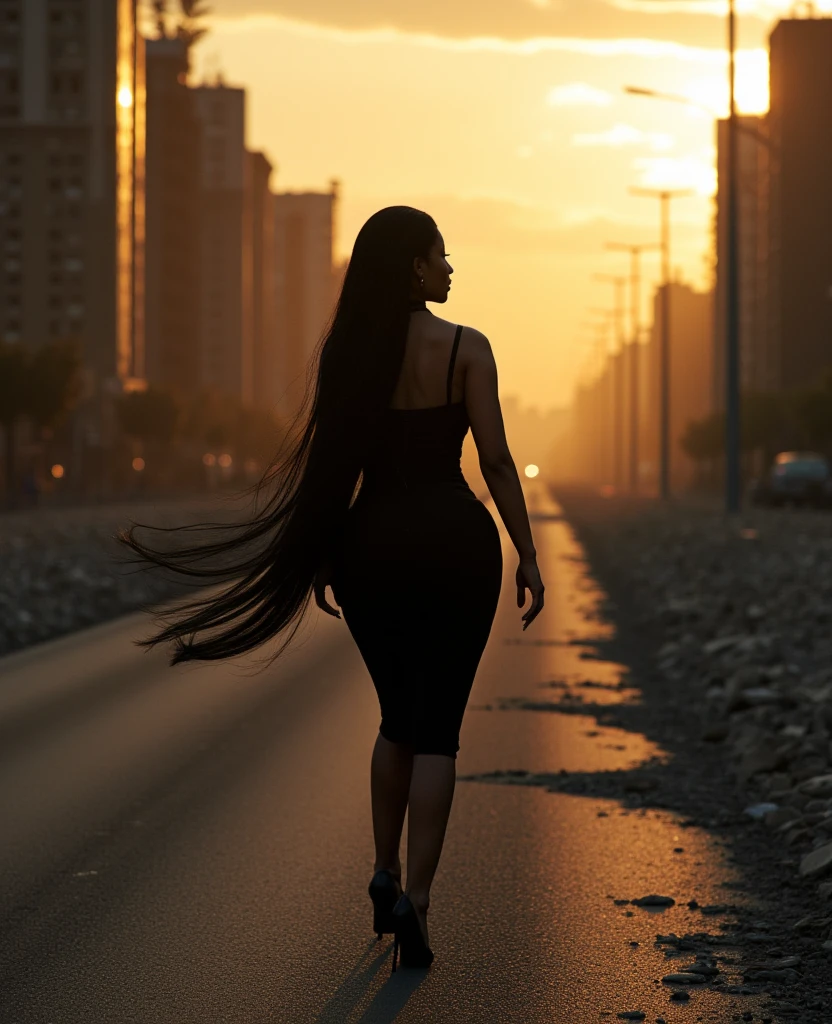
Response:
[205,12,759,66]
[611,0,832,13]
[632,152,717,193]
[205,0,774,48]
[573,123,675,149]
[548,82,615,106]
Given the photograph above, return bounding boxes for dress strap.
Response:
[446,325,463,405]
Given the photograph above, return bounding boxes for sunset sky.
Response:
[189,1,828,409]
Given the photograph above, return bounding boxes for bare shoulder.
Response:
[459,325,494,366]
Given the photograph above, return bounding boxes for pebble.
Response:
[631,895,676,908]
[0,501,222,656]
[799,843,832,879]
[661,973,706,985]
[616,1013,645,1021]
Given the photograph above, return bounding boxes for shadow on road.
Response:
[314,938,426,1024]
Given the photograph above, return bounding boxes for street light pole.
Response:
[606,242,661,493]
[725,0,742,514]
[590,307,617,486]
[630,188,693,500]
[594,276,627,492]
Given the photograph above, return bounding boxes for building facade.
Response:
[144,37,200,396]
[193,82,251,402]
[645,281,714,490]
[0,0,145,387]
[713,115,776,407]
[767,16,832,392]
[245,150,277,411]
[273,181,339,416]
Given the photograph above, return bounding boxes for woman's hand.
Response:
[314,562,342,619]
[516,556,544,630]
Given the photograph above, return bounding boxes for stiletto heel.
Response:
[391,894,434,970]
[391,936,399,974]
[368,869,401,940]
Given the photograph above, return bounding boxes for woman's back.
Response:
[390,315,466,411]
[360,317,470,497]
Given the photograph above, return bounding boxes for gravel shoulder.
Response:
[0,497,247,657]
[553,487,832,1023]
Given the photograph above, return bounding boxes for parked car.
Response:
[750,451,832,508]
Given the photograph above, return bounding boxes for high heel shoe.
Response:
[368,870,401,940]
[390,894,434,973]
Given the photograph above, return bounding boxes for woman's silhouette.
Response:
[121,206,544,972]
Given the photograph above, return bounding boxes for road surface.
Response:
[0,484,759,1022]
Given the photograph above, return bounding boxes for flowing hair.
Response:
[120,206,439,665]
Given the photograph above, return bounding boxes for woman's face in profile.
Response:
[420,232,454,303]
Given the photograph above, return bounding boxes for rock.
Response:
[799,843,832,878]
[669,990,691,1001]
[661,973,706,985]
[701,723,730,743]
[631,894,675,908]
[799,774,832,798]
[616,1013,646,1021]
[744,802,779,820]
[704,634,749,656]
[685,962,719,977]
[700,904,728,916]
[744,968,801,984]
[765,806,800,828]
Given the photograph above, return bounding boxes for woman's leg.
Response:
[371,733,413,881]
[404,753,456,941]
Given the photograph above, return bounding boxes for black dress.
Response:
[333,326,503,758]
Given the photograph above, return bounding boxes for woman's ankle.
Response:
[405,888,430,913]
[374,862,402,883]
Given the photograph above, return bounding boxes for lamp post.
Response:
[725,0,741,514]
[606,242,661,493]
[594,275,628,492]
[630,188,693,501]
[625,0,745,512]
[589,307,618,487]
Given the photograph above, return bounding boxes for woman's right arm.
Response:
[464,329,544,630]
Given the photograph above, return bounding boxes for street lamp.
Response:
[625,0,743,513]
[606,241,662,493]
[588,308,617,486]
[594,274,628,492]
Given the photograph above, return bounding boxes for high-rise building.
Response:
[0,0,145,387]
[144,37,200,396]
[193,81,251,402]
[714,115,776,406]
[767,16,832,392]
[245,150,277,411]
[273,182,339,415]
[644,280,714,490]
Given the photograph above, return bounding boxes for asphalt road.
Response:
[0,484,762,1023]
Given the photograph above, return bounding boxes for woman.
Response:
[122,206,544,972]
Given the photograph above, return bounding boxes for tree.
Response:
[176,0,212,49]
[116,388,180,446]
[28,341,83,432]
[0,343,31,500]
[680,413,724,464]
[0,340,82,502]
[148,0,211,58]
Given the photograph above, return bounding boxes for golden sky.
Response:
[192,1,827,409]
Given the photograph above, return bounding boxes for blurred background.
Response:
[1,0,831,506]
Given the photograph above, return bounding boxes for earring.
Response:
[419,276,425,290]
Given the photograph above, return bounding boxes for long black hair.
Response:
[121,206,439,664]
